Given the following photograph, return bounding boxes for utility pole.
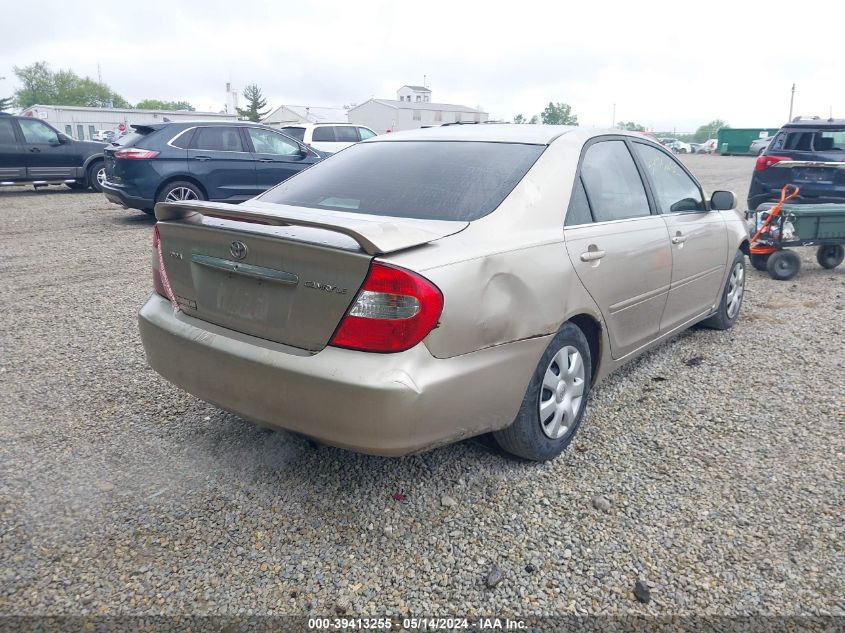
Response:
[788,83,796,122]
[612,103,616,128]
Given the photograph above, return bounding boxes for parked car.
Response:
[664,139,692,154]
[101,121,324,215]
[700,139,718,153]
[279,123,377,153]
[140,125,748,461]
[0,112,106,191]
[749,136,773,155]
[689,143,703,154]
[92,130,117,142]
[748,118,845,210]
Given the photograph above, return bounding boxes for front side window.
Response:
[247,128,299,155]
[19,119,59,145]
[580,140,650,222]
[259,141,545,222]
[334,126,359,143]
[191,126,244,152]
[632,143,704,213]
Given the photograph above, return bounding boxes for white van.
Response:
[280,123,377,154]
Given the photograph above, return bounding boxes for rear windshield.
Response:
[258,140,545,221]
[111,132,145,146]
[771,128,845,152]
[282,126,305,142]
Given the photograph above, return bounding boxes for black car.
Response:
[748,117,845,210]
[101,121,324,215]
[0,112,106,191]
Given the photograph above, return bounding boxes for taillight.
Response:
[114,148,159,160]
[152,225,178,307]
[330,262,443,353]
[755,155,791,171]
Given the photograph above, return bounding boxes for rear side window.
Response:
[259,141,545,221]
[358,127,376,140]
[312,126,335,142]
[191,126,244,152]
[282,127,305,142]
[580,140,650,222]
[632,143,704,213]
[0,119,16,144]
[335,126,359,143]
[565,177,593,226]
[169,128,194,149]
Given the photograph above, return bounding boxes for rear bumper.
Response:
[138,293,550,456]
[102,181,154,211]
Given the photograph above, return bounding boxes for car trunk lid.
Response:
[154,200,467,351]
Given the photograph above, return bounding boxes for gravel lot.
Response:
[1,155,843,620]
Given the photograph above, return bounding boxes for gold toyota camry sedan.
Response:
[139,125,748,461]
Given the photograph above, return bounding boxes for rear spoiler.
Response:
[154,200,468,256]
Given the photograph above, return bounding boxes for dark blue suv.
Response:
[101,121,324,215]
[748,118,845,210]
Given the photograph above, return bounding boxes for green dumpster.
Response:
[717,128,780,156]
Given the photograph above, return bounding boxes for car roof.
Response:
[782,118,845,129]
[367,123,579,145]
[282,123,360,127]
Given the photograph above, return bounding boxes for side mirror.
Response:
[57,134,71,145]
[710,190,736,211]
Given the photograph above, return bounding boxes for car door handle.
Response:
[192,155,211,161]
[29,147,41,153]
[671,232,687,244]
[258,158,275,163]
[580,248,606,262]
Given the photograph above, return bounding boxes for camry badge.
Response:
[230,241,248,260]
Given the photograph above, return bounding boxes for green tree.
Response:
[0,96,13,112]
[540,102,578,126]
[136,99,195,111]
[694,119,728,143]
[13,62,130,108]
[528,115,539,124]
[513,113,527,124]
[616,121,645,131]
[237,84,269,122]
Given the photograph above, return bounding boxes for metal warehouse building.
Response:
[18,105,236,141]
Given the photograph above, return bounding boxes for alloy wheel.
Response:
[164,187,199,202]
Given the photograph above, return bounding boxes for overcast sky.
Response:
[2,0,843,132]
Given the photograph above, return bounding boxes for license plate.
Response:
[794,168,834,183]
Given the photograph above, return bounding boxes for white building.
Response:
[347,86,487,133]
[18,105,236,141]
[261,105,348,128]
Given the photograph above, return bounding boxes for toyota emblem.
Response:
[230,241,248,260]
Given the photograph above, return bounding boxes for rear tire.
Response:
[87,160,105,193]
[702,249,745,330]
[766,250,801,280]
[749,252,770,271]
[493,322,592,461]
[157,180,205,204]
[816,245,844,269]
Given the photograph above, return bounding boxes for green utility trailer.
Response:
[717,128,780,156]
[748,202,845,279]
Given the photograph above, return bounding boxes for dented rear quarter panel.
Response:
[385,133,605,363]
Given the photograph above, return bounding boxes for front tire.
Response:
[702,250,746,330]
[766,250,801,280]
[87,160,106,193]
[816,245,844,269]
[494,322,592,461]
